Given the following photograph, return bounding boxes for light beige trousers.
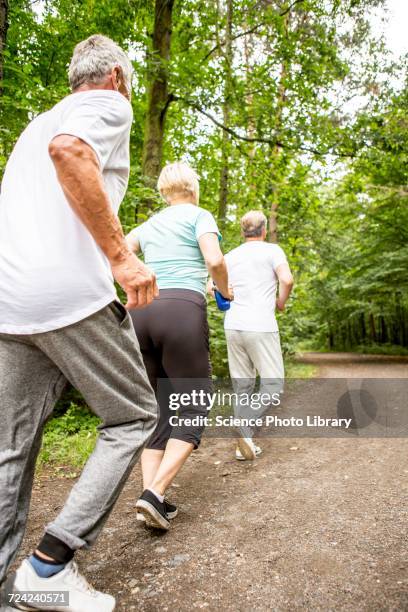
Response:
[225,329,284,437]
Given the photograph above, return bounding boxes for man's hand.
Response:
[111,253,159,309]
[276,296,286,312]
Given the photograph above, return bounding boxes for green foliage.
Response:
[2,0,407,467]
[38,403,99,469]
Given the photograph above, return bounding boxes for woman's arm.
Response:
[198,233,232,300]
[125,228,141,254]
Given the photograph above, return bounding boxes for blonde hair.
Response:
[241,210,267,238]
[157,162,200,203]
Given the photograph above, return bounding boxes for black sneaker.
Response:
[164,499,178,519]
[137,498,178,523]
[136,490,170,530]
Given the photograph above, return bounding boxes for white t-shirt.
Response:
[224,241,287,333]
[0,90,132,334]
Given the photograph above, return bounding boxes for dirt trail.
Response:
[12,354,408,611]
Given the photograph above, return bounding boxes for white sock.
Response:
[147,487,164,503]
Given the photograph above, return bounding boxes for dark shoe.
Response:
[164,499,178,519]
[136,490,170,530]
[137,498,178,523]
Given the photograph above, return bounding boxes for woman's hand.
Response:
[225,285,234,301]
[206,278,215,297]
[211,283,234,301]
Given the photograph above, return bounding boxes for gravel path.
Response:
[10,353,408,611]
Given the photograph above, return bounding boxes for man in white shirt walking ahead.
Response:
[223,211,294,461]
[0,36,158,611]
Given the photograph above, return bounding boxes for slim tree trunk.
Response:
[360,313,366,342]
[244,31,257,205]
[369,313,376,343]
[0,0,9,96]
[217,0,233,230]
[138,0,174,222]
[268,12,290,243]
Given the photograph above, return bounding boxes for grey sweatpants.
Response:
[0,301,157,583]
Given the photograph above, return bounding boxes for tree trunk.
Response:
[217,0,233,230]
[268,12,290,243]
[379,315,387,344]
[0,0,9,96]
[244,31,257,205]
[138,0,174,222]
[328,324,334,349]
[369,313,376,343]
[360,313,366,343]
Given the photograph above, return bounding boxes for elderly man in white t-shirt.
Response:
[223,211,294,461]
[0,36,158,611]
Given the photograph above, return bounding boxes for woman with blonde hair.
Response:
[126,161,232,530]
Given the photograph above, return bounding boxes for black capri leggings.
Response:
[130,289,212,450]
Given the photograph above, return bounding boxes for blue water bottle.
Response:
[214,286,231,311]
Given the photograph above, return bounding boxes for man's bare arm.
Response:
[49,135,158,309]
[275,262,294,311]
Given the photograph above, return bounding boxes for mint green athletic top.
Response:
[132,203,221,296]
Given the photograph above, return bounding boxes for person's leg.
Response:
[129,306,169,491]
[0,334,66,584]
[245,331,284,403]
[242,332,284,452]
[141,449,164,489]
[154,294,211,487]
[31,301,157,556]
[148,439,193,495]
[225,330,258,456]
[140,375,174,489]
[225,329,257,383]
[136,291,211,528]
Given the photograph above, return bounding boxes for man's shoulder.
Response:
[225,244,245,258]
[59,90,133,124]
[261,242,287,257]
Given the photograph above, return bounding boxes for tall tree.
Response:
[0,0,8,95]
[267,10,290,243]
[139,0,174,221]
[217,0,233,229]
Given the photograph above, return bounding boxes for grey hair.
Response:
[241,210,267,238]
[68,34,133,92]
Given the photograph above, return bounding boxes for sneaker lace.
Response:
[67,561,97,595]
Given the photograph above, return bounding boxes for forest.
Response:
[1,0,407,378]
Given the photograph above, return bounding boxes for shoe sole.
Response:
[237,438,256,460]
[136,500,170,530]
[235,450,262,461]
[137,508,177,521]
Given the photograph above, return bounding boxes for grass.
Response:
[353,343,408,356]
[285,358,317,378]
[37,404,99,474]
[296,340,408,356]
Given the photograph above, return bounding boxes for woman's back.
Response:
[134,203,220,295]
